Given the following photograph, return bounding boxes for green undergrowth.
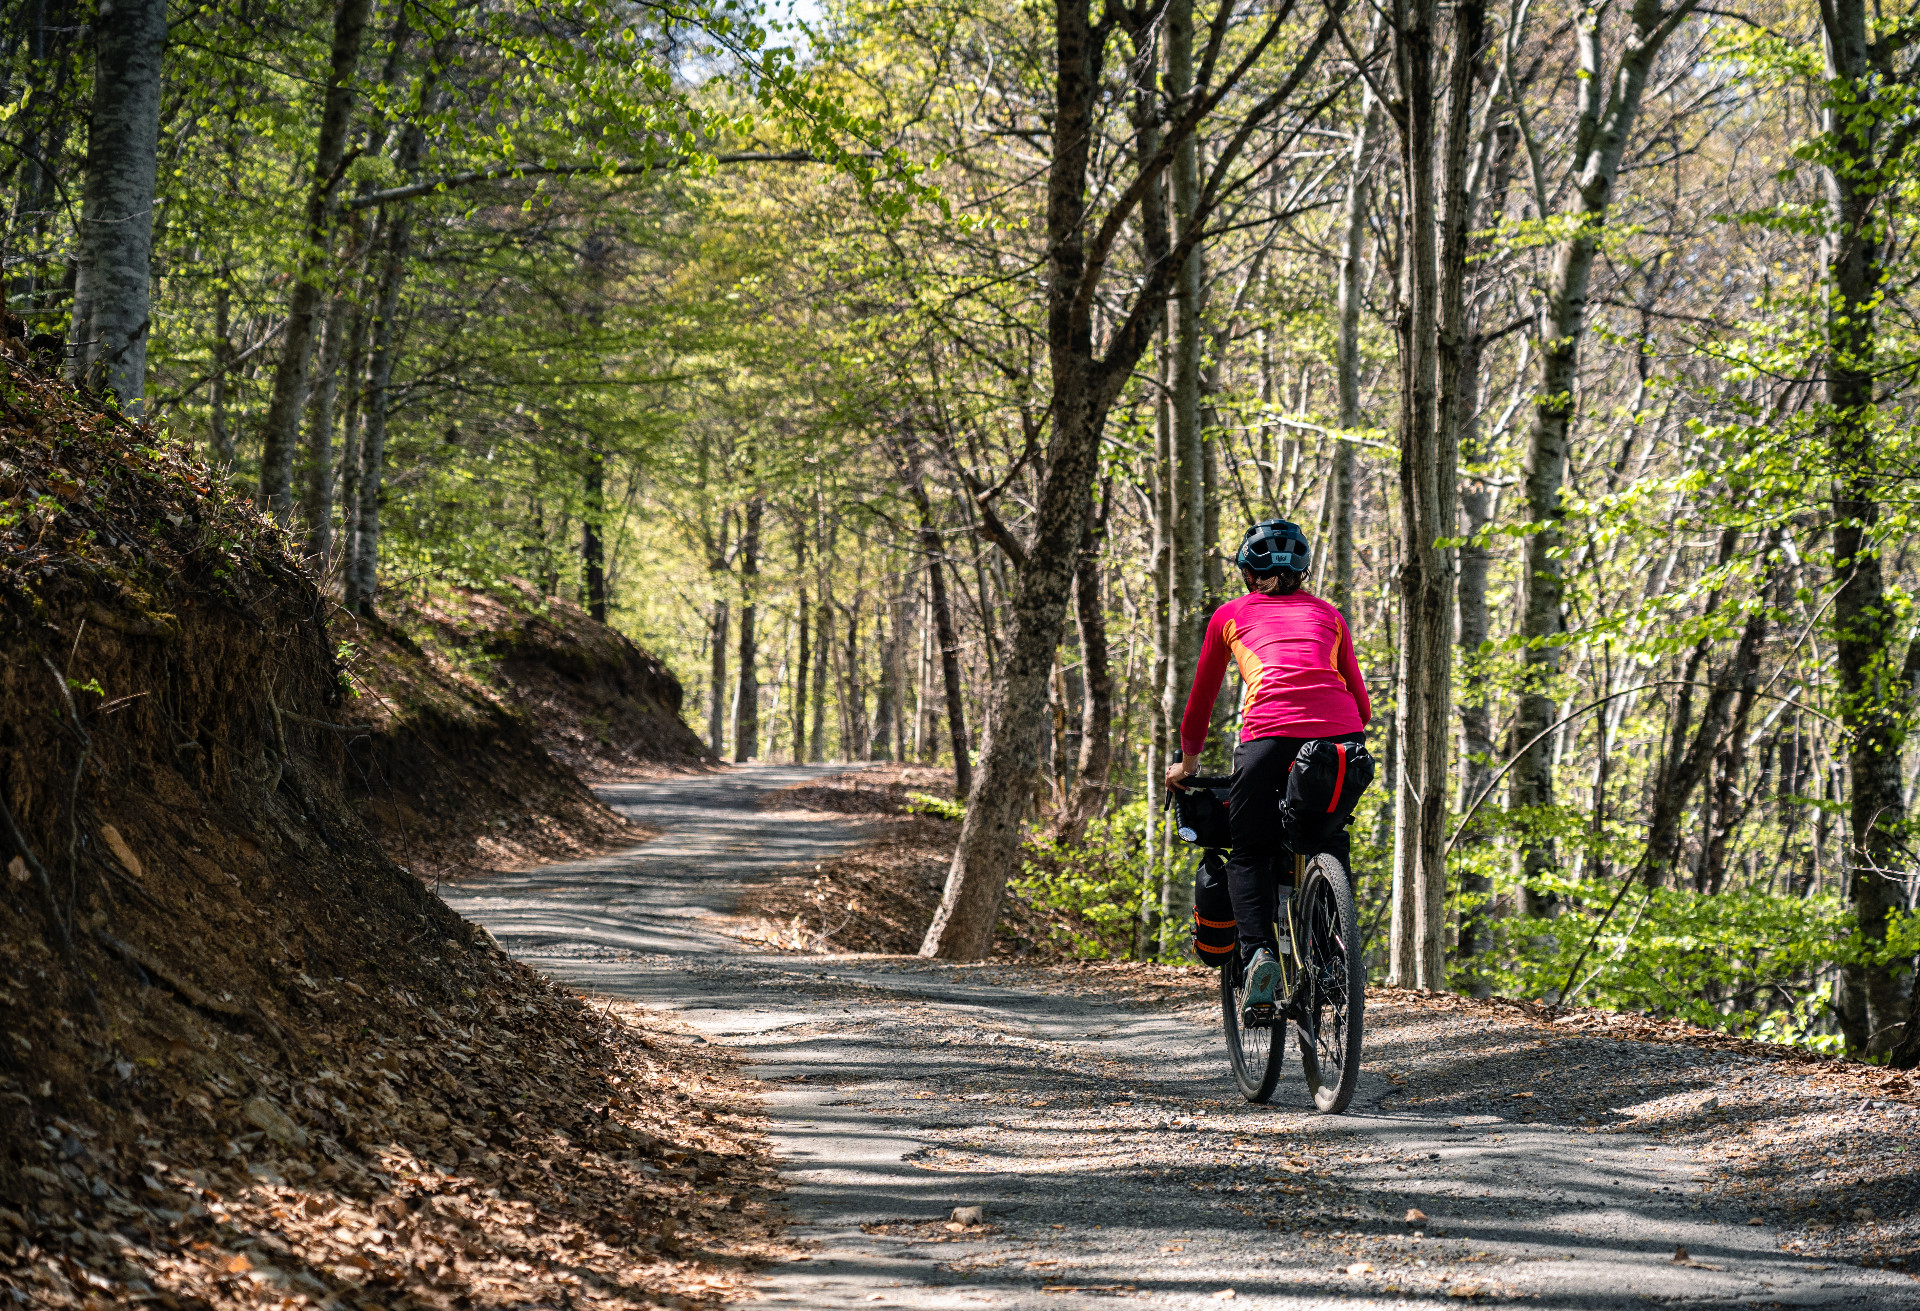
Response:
[1009,795,1911,1057]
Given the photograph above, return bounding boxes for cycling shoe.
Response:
[1241,947,1282,1026]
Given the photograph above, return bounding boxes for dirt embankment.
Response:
[330,584,711,877]
[338,612,643,880]
[408,583,710,778]
[0,352,784,1310]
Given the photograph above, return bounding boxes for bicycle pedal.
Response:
[1241,1002,1276,1030]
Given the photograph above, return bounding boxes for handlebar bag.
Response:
[1170,780,1232,849]
[1280,737,1375,853]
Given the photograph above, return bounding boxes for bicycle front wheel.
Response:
[1294,853,1364,1114]
[1221,953,1285,1103]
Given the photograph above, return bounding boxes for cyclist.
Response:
[1165,519,1370,1016]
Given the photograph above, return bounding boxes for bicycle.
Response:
[1169,772,1366,1113]
[1220,849,1364,1111]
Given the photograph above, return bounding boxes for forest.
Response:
[9,0,1920,1066]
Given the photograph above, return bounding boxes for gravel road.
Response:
[442,764,1920,1310]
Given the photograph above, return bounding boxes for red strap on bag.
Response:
[1327,743,1347,813]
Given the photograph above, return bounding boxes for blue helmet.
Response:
[1236,519,1311,576]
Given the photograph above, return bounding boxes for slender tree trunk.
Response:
[1450,116,1517,988]
[894,590,914,763]
[301,293,350,564]
[1062,490,1114,838]
[873,587,900,762]
[334,297,369,570]
[1150,352,1175,952]
[1635,529,1766,886]
[583,445,608,622]
[66,0,166,411]
[917,589,936,763]
[844,593,867,758]
[811,595,831,760]
[906,459,973,795]
[810,519,832,762]
[1165,0,1206,769]
[931,555,971,796]
[1822,0,1906,1057]
[708,598,729,755]
[1701,571,1776,894]
[258,0,373,521]
[734,497,761,762]
[209,283,235,464]
[793,528,809,763]
[346,212,408,615]
[1331,79,1379,616]
[1454,337,1494,994]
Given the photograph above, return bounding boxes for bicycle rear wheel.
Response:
[1294,853,1364,1113]
[1220,952,1285,1104]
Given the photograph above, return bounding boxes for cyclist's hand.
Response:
[1165,756,1198,792]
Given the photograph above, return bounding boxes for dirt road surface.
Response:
[441,764,1920,1310]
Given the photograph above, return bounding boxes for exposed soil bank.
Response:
[340,611,642,880]
[0,354,785,1310]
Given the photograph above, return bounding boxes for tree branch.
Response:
[343,151,838,210]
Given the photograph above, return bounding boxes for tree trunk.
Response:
[1385,0,1471,991]
[873,587,901,762]
[334,298,370,571]
[708,597,729,756]
[843,595,867,759]
[1151,353,1175,953]
[810,593,831,761]
[734,496,761,762]
[1638,531,1773,887]
[1454,336,1495,993]
[1510,0,1697,914]
[895,590,915,763]
[1822,0,1906,1057]
[810,518,832,762]
[1701,572,1776,894]
[916,589,936,763]
[905,458,973,796]
[346,211,407,616]
[1330,78,1379,616]
[1062,487,1113,838]
[301,293,350,564]
[793,528,809,763]
[583,444,608,622]
[66,0,166,411]
[923,0,1113,959]
[1165,0,1206,771]
[258,0,372,520]
[209,283,235,464]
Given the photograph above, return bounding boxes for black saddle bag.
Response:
[1279,738,1375,853]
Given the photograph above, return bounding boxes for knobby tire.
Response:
[1294,853,1364,1113]
[1221,945,1284,1104]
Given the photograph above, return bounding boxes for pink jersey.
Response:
[1179,590,1370,756]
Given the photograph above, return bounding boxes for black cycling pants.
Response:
[1225,733,1360,961]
